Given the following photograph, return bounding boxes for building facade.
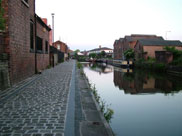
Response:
[0,0,50,86]
[87,46,113,55]
[134,39,182,60]
[113,34,163,60]
[53,40,69,60]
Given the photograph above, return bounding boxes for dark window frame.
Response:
[36,36,43,53]
[45,41,48,53]
[30,21,34,52]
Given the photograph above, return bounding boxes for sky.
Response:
[36,0,182,51]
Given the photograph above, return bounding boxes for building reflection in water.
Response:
[82,62,182,94]
[82,62,113,74]
[114,68,182,94]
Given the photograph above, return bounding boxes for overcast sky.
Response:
[36,0,182,51]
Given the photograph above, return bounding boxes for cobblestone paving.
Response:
[0,61,74,136]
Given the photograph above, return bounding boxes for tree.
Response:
[163,46,182,60]
[74,49,80,53]
[0,0,5,31]
[101,51,106,57]
[89,53,97,59]
[124,49,134,60]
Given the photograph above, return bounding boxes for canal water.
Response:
[82,62,182,136]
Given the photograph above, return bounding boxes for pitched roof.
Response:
[138,39,182,46]
[36,14,51,31]
[114,40,119,45]
[89,47,113,52]
[119,38,124,42]
[125,35,164,42]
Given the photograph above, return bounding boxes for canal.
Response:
[82,62,182,136]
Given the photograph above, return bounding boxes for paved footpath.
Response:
[0,60,74,136]
[0,60,113,136]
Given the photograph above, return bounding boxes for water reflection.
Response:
[82,62,113,74]
[114,68,182,94]
[83,62,182,136]
[83,62,182,95]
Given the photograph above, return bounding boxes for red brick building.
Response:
[113,38,123,60]
[134,39,182,60]
[0,0,51,86]
[113,34,163,60]
[36,15,51,72]
[53,40,69,60]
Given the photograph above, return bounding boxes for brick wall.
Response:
[1,0,51,85]
[6,0,36,84]
[53,41,68,53]
[113,39,124,60]
[36,17,50,71]
[143,46,182,58]
[0,54,10,90]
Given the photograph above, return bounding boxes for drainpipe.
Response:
[35,14,37,74]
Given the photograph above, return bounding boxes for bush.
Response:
[164,46,182,60]
[170,57,182,66]
[153,63,166,72]
[0,0,5,31]
[124,49,134,60]
[77,62,83,69]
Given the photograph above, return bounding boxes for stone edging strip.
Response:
[64,60,76,136]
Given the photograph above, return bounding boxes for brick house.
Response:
[36,15,51,71]
[53,40,69,61]
[0,0,51,86]
[134,39,182,60]
[113,34,163,60]
[113,38,124,60]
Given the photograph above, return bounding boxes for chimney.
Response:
[42,18,48,25]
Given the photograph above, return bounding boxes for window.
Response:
[30,22,34,50]
[36,36,43,52]
[57,44,60,50]
[45,41,48,53]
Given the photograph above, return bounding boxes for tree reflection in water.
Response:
[114,68,182,95]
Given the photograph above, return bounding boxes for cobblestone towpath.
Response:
[0,60,75,136]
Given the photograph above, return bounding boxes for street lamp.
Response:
[51,13,55,44]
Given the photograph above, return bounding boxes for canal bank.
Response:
[74,62,114,136]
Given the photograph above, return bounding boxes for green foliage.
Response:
[74,49,80,53]
[164,46,182,66]
[104,108,114,123]
[170,57,182,66]
[124,49,135,60]
[89,53,97,58]
[101,51,106,57]
[60,58,64,63]
[46,65,51,69]
[123,73,135,81]
[77,62,83,69]
[164,46,182,60]
[90,83,114,123]
[147,56,156,62]
[153,63,166,72]
[0,0,5,31]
